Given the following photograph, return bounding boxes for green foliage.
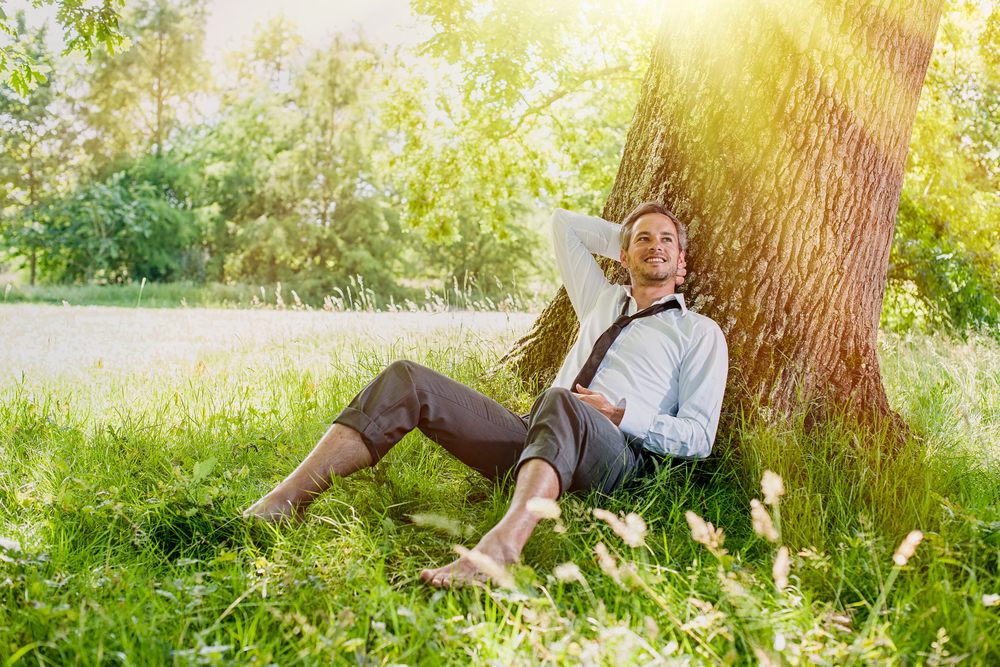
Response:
[885,0,1000,337]
[180,30,406,298]
[25,156,200,282]
[0,319,997,663]
[80,0,208,164]
[1,0,996,322]
[0,0,127,95]
[377,0,659,291]
[885,193,1000,333]
[0,13,76,285]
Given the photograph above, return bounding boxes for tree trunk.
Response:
[505,0,943,422]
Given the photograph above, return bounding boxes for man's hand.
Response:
[573,385,624,426]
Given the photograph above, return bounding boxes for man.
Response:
[244,202,728,587]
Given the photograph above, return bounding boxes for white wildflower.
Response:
[981,594,999,607]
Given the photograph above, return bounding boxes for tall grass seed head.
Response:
[892,530,923,566]
[453,545,515,588]
[773,545,790,591]
[526,497,561,520]
[593,508,647,547]
[594,542,620,582]
[553,562,585,584]
[761,470,785,505]
[685,510,726,554]
[750,498,779,542]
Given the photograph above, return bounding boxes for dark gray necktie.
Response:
[571,297,681,390]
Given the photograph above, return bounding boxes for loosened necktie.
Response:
[571,297,681,390]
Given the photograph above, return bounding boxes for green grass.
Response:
[1,324,998,665]
[0,278,552,312]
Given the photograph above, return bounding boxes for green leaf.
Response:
[191,457,217,485]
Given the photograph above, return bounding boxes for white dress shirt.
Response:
[550,208,729,459]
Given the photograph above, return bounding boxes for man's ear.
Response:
[675,251,687,287]
[619,248,628,268]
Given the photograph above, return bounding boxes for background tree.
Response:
[883,0,999,333]
[178,17,305,283]
[81,0,207,164]
[505,0,947,425]
[0,13,74,285]
[384,1,662,297]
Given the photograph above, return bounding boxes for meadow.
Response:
[1,304,998,665]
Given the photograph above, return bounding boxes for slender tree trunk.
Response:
[27,141,38,287]
[154,30,165,157]
[505,0,943,423]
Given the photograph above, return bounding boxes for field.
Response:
[1,304,998,665]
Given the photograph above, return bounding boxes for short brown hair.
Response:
[619,201,688,252]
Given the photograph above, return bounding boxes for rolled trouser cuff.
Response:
[333,406,381,465]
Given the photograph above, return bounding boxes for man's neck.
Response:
[630,284,676,311]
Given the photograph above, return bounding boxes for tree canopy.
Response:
[0,0,127,94]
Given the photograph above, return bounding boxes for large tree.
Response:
[505,0,945,423]
[0,14,74,285]
[81,0,207,163]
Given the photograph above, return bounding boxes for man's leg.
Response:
[420,387,646,587]
[243,423,372,521]
[420,458,558,587]
[244,359,528,522]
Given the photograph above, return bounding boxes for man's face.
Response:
[619,213,684,289]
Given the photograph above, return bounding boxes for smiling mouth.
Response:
[645,257,667,264]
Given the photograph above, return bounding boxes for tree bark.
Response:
[504,0,943,423]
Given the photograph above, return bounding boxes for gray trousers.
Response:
[334,360,648,495]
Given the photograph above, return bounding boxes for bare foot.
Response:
[420,533,519,588]
[242,494,304,524]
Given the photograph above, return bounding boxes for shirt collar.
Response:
[621,286,688,316]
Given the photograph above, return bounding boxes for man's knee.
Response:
[532,386,577,413]
[383,359,431,388]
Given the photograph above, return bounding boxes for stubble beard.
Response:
[628,256,677,289]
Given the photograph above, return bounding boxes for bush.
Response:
[883,193,1000,337]
[19,157,202,283]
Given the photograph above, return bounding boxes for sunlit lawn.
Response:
[1,305,998,665]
